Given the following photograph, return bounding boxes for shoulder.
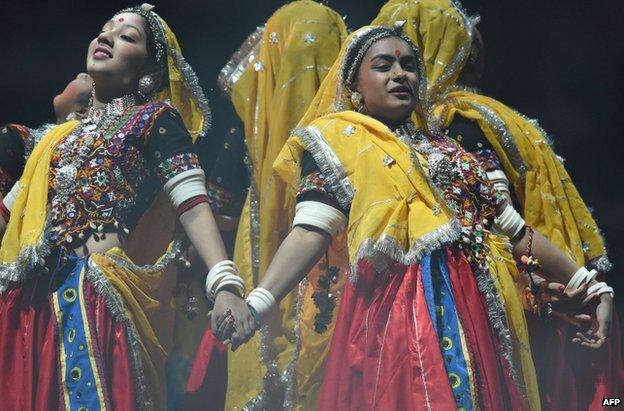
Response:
[128,101,186,139]
[132,100,180,122]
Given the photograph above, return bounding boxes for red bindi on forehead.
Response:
[118,17,125,22]
[394,49,401,58]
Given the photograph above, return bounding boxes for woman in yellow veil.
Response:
[373,1,622,409]
[188,2,348,409]
[214,22,613,410]
[0,4,245,410]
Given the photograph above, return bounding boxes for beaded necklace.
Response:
[52,95,135,205]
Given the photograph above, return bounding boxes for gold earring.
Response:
[350,91,364,112]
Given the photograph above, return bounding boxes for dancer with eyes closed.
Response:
[215,24,614,410]
[0,4,247,410]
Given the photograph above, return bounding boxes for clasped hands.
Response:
[525,273,613,349]
[208,290,257,350]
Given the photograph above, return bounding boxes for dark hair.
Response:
[115,6,169,93]
[342,26,420,90]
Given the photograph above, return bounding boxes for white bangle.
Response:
[164,169,208,209]
[487,170,510,195]
[564,267,598,293]
[587,281,614,298]
[495,204,525,239]
[292,201,347,236]
[205,260,245,301]
[246,287,276,319]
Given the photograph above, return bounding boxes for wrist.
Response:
[205,260,245,302]
[245,287,276,327]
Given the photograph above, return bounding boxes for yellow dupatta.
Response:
[273,27,466,408]
[220,2,348,409]
[0,6,212,409]
[373,0,609,270]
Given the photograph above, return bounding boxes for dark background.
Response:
[1,0,623,310]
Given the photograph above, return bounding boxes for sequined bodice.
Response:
[44,100,197,246]
[396,123,502,266]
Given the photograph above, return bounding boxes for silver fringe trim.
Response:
[292,125,355,211]
[349,220,461,282]
[281,278,308,410]
[168,47,213,136]
[242,153,284,410]
[588,254,614,273]
[471,264,522,394]
[24,123,55,160]
[0,214,55,294]
[104,238,184,274]
[85,259,153,410]
[218,26,265,97]
[443,98,528,182]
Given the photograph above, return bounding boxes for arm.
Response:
[257,225,331,302]
[144,106,253,340]
[499,202,613,348]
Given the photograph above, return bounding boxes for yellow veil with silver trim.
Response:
[217,1,348,409]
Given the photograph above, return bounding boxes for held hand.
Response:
[523,272,598,319]
[572,293,613,349]
[209,290,256,350]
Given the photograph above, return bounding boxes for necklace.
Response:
[53,95,135,203]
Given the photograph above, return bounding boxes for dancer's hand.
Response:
[523,272,598,318]
[572,293,613,349]
[209,291,256,349]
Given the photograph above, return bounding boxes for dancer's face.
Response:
[86,12,149,92]
[354,37,419,126]
[53,73,93,121]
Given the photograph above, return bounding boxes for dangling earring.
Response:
[350,91,365,112]
[138,75,155,101]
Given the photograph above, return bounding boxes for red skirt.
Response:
[0,273,136,410]
[318,247,525,411]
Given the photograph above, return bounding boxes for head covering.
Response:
[275,25,458,278]
[372,0,477,103]
[297,25,430,129]
[116,3,211,141]
[373,0,610,271]
[214,3,348,409]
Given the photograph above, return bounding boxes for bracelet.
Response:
[518,226,551,318]
[495,204,525,239]
[245,287,276,326]
[205,260,245,301]
[587,281,614,298]
[564,267,598,294]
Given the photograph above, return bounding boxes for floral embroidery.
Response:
[297,171,332,198]
[46,102,198,246]
[155,152,201,183]
[473,148,503,172]
[207,181,246,217]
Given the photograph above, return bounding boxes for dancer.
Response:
[0,4,245,410]
[372,1,623,408]
[181,2,348,409]
[217,25,613,410]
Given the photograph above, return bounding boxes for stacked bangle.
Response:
[205,260,245,301]
[246,287,276,327]
[564,266,614,298]
[495,204,525,239]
